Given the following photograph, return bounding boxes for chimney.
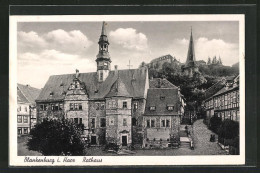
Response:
[114,65,118,70]
[76,69,79,78]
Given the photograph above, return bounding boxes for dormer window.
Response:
[160,96,165,100]
[167,106,174,111]
[150,106,156,111]
[50,91,54,96]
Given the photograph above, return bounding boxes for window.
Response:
[54,103,59,111]
[100,72,103,81]
[151,119,155,128]
[108,100,117,109]
[91,118,96,128]
[166,119,170,127]
[109,117,114,125]
[23,116,28,123]
[79,118,82,124]
[132,118,137,126]
[18,128,22,135]
[161,119,165,127]
[100,103,105,110]
[40,104,47,111]
[74,103,79,110]
[167,106,174,111]
[17,106,21,112]
[123,101,127,108]
[24,106,28,112]
[146,120,150,128]
[133,102,138,110]
[17,116,22,123]
[96,103,100,110]
[24,128,28,134]
[79,103,82,110]
[123,118,127,126]
[74,118,79,124]
[160,96,165,100]
[51,104,54,111]
[150,106,156,111]
[100,118,106,127]
[59,103,63,110]
[70,103,74,110]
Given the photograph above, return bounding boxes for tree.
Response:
[209,116,222,133]
[207,57,211,65]
[212,56,217,64]
[139,61,147,68]
[27,118,85,156]
[218,56,222,65]
[218,119,239,139]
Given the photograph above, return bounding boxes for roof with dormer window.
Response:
[144,88,180,116]
[36,68,148,102]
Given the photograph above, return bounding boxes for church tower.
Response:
[96,21,112,82]
[183,27,198,77]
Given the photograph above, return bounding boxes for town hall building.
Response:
[36,22,185,148]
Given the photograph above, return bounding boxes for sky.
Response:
[17,21,239,89]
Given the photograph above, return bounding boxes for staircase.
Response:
[179,136,191,149]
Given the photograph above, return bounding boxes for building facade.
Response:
[36,22,185,148]
[17,84,41,135]
[148,54,179,69]
[203,76,239,122]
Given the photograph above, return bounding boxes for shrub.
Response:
[27,118,85,156]
[209,116,222,133]
[218,119,239,139]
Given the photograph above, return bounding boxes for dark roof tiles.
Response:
[17,84,41,104]
[36,68,148,102]
[144,88,180,116]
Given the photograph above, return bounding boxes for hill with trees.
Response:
[140,59,239,113]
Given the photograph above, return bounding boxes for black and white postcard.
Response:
[9,14,245,166]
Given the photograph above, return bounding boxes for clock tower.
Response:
[96,21,112,82]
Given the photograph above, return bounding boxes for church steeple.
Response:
[96,21,112,82]
[96,21,111,61]
[185,27,196,68]
[183,27,199,77]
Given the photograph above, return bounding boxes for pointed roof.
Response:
[17,84,41,104]
[105,75,131,98]
[101,21,107,36]
[36,68,148,102]
[185,27,196,68]
[98,21,109,43]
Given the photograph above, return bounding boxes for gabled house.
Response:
[143,87,184,148]
[17,84,41,135]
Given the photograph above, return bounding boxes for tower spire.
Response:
[101,21,107,36]
[96,22,111,82]
[185,26,196,68]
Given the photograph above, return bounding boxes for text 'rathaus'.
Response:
[35,22,186,148]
